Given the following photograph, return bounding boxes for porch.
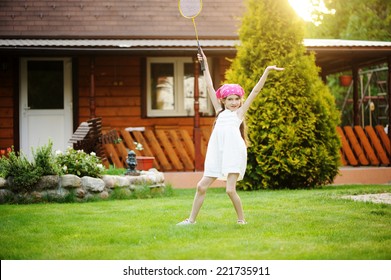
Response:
[102,124,391,171]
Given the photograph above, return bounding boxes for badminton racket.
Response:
[178,0,205,71]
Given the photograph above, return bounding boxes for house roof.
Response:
[1,1,390,75]
[0,38,236,49]
[304,39,391,74]
[1,38,390,74]
[0,0,244,38]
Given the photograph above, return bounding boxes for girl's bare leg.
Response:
[188,176,216,223]
[226,173,245,221]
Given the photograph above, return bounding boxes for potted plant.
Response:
[339,75,353,86]
[133,142,155,171]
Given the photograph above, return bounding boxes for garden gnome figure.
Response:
[125,150,139,176]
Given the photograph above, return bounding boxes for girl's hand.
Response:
[197,53,203,64]
[266,65,284,71]
[197,48,207,63]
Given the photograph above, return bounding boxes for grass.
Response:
[0,184,390,260]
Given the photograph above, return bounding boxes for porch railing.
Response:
[103,125,390,171]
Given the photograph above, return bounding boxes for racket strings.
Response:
[179,0,202,18]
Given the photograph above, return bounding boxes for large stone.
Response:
[0,189,13,202]
[34,175,60,190]
[0,177,7,188]
[81,176,105,192]
[100,191,109,199]
[76,188,86,198]
[142,169,165,183]
[61,174,81,188]
[114,176,130,188]
[101,175,115,189]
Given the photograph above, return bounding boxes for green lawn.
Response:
[0,185,390,260]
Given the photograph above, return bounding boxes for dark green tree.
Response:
[306,0,391,40]
[225,0,341,189]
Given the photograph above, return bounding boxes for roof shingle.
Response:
[0,0,245,38]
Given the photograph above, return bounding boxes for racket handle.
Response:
[197,47,205,72]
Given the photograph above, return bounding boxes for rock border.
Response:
[0,169,165,203]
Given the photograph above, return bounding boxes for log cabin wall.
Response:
[0,57,16,151]
[0,54,229,154]
[77,55,228,136]
[1,54,390,170]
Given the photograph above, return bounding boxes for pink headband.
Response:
[216,84,245,99]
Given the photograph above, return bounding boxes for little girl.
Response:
[177,48,284,225]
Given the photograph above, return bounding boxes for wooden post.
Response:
[89,56,96,118]
[193,57,202,171]
[388,57,391,162]
[352,66,360,125]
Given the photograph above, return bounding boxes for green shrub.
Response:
[55,147,105,178]
[0,147,41,192]
[226,0,341,190]
[32,139,60,176]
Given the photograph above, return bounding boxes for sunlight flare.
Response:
[288,0,335,25]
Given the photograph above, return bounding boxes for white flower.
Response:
[55,150,63,155]
[90,152,96,156]
[134,142,144,151]
[62,165,68,172]
[97,164,104,170]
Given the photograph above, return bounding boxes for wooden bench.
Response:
[69,117,118,166]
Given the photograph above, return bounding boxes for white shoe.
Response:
[176,219,196,225]
[237,220,247,225]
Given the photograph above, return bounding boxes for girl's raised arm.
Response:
[198,49,220,113]
[238,66,284,118]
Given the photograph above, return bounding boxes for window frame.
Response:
[146,57,212,117]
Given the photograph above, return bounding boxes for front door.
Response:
[20,58,73,158]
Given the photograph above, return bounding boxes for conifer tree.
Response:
[225,0,341,189]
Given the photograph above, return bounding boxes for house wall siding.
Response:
[76,55,221,135]
[1,53,232,151]
[0,57,15,150]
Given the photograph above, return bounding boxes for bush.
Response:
[0,142,106,192]
[0,147,41,192]
[226,0,341,190]
[55,147,105,178]
[32,139,60,176]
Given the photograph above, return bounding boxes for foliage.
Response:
[304,0,391,127]
[55,147,105,178]
[305,0,391,41]
[102,165,127,175]
[0,147,41,192]
[32,139,60,176]
[0,141,106,191]
[225,0,341,189]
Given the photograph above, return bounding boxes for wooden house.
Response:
[1,0,390,170]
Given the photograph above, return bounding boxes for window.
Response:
[27,61,64,109]
[146,57,213,117]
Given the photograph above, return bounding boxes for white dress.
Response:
[203,110,247,181]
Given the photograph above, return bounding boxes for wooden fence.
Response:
[103,125,390,171]
[103,127,212,171]
[337,125,390,166]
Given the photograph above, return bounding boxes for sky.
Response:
[288,0,334,24]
